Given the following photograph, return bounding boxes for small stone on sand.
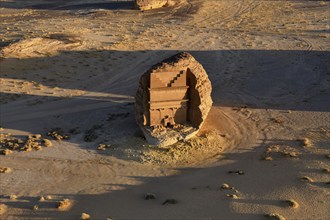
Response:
[57,199,72,211]
[301,138,312,147]
[33,205,39,210]
[228,170,244,175]
[145,193,156,200]
[301,176,313,182]
[221,183,230,189]
[80,213,90,219]
[262,156,273,161]
[32,134,42,139]
[265,213,286,220]
[9,194,17,200]
[1,149,12,155]
[43,139,52,147]
[0,167,12,173]
[323,168,330,173]
[47,128,70,141]
[283,199,299,208]
[162,199,178,205]
[226,194,239,199]
[97,144,111,151]
[287,152,298,157]
[0,204,8,215]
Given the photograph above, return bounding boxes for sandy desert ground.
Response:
[0,0,329,219]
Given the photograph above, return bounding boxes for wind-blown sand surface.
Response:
[0,0,329,219]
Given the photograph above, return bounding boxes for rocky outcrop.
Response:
[135,0,176,10]
[135,52,213,146]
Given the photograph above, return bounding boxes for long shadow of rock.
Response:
[1,49,329,112]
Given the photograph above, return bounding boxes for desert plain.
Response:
[0,0,329,219]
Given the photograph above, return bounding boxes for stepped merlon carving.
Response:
[149,70,188,127]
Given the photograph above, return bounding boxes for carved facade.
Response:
[149,70,188,127]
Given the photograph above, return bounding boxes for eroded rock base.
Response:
[142,124,198,147]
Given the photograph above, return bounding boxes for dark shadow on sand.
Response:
[0,0,135,10]
[1,49,329,111]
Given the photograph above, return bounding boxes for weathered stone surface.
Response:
[135,0,176,10]
[135,52,212,146]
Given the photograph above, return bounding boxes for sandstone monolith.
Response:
[135,0,176,10]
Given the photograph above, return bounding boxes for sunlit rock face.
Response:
[135,52,213,146]
[134,0,176,10]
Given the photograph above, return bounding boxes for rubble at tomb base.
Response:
[135,52,213,147]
